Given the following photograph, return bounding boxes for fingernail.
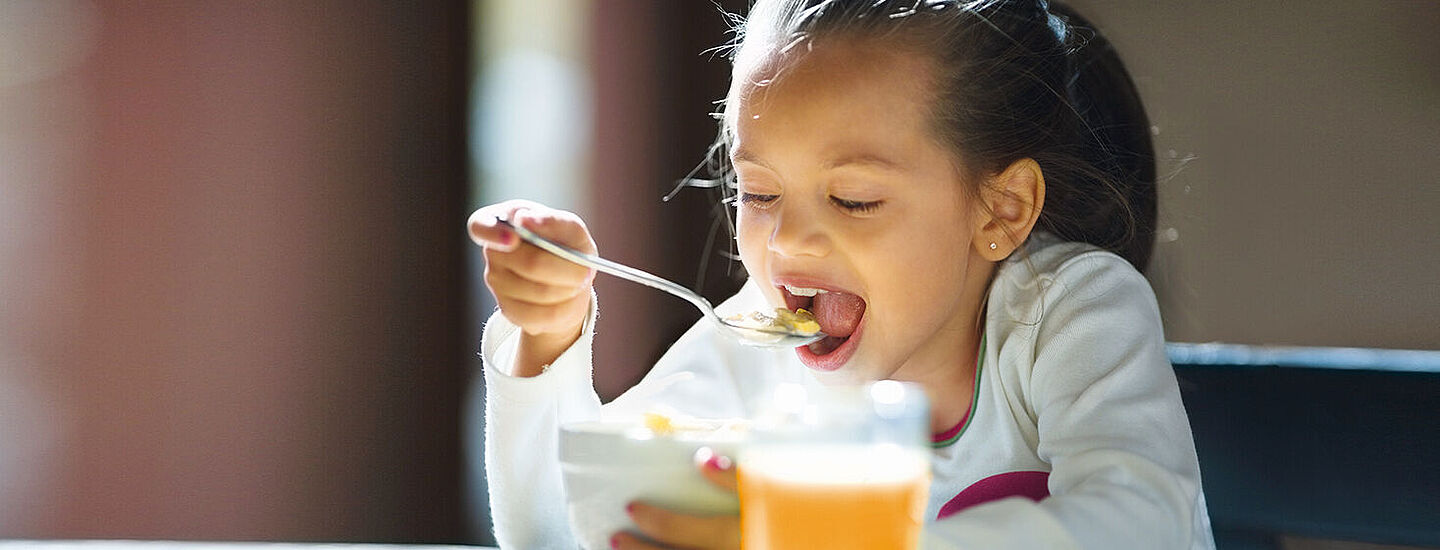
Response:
[694,446,715,466]
[610,534,620,549]
[625,502,636,514]
[706,453,733,472]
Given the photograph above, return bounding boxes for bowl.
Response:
[559,417,745,550]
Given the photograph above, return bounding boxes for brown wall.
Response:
[1067,0,1440,350]
[586,0,750,400]
[1,1,469,542]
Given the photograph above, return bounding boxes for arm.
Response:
[927,253,1212,549]
[468,201,599,549]
[481,297,601,550]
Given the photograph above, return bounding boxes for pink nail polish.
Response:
[625,502,636,514]
[610,534,620,549]
[706,454,733,471]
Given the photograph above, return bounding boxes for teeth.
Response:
[783,285,828,297]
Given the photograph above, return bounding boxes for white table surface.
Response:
[0,542,495,550]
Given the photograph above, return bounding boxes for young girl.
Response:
[469,0,1214,548]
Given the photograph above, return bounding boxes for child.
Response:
[469,0,1214,548]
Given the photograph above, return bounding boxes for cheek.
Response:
[734,210,769,275]
[735,214,789,307]
[865,235,972,314]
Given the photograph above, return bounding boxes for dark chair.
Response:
[1169,343,1440,550]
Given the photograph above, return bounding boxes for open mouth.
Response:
[781,284,867,360]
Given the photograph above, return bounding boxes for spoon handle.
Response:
[496,218,718,321]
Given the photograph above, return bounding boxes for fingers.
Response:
[484,247,593,334]
[468,199,597,255]
[467,201,524,250]
[509,206,598,255]
[610,449,743,547]
[486,277,593,336]
[484,260,589,306]
[609,532,666,550]
[470,200,598,338]
[693,447,738,493]
[621,502,740,550]
[615,449,739,550]
[483,242,595,288]
[468,199,546,250]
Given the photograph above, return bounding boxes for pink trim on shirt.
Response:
[936,470,1051,519]
[931,408,971,444]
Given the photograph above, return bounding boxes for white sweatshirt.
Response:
[478,234,1215,549]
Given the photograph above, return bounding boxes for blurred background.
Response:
[1,0,1436,549]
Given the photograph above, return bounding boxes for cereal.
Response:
[726,307,821,336]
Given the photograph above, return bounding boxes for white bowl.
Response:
[559,419,744,550]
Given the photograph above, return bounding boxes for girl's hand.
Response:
[614,447,740,550]
[468,200,597,377]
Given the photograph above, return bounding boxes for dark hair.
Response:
[705,0,1156,271]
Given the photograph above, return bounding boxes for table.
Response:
[0,542,496,550]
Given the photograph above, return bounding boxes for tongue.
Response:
[811,292,865,338]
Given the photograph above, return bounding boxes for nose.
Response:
[768,202,830,258]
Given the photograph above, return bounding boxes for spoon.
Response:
[495,218,826,348]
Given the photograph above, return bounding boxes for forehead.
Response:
[734,38,935,117]
[729,39,945,164]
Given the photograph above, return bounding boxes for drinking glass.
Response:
[738,381,931,550]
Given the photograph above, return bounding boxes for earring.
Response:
[989,242,998,250]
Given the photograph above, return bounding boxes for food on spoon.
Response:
[726,307,822,336]
[774,308,822,334]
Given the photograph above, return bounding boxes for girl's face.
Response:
[732,41,995,383]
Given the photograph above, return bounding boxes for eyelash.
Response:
[737,192,778,207]
[830,196,884,214]
[736,192,883,214]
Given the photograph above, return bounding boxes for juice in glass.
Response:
[739,443,929,550]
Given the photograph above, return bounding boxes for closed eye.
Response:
[738,192,779,208]
[830,196,883,214]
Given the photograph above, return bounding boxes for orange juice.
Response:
[739,444,929,550]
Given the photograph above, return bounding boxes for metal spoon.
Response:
[496,218,825,348]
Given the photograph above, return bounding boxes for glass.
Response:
[738,381,931,550]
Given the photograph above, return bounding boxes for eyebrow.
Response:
[823,153,907,172]
[731,149,907,173]
[730,148,766,167]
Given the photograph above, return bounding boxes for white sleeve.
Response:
[927,256,1213,550]
[480,297,601,550]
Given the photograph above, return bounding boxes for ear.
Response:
[973,158,1045,261]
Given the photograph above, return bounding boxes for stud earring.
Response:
[989,242,998,250]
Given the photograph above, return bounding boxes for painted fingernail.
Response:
[706,453,733,471]
[625,502,636,514]
[610,534,620,549]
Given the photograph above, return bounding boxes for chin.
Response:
[806,367,877,386]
